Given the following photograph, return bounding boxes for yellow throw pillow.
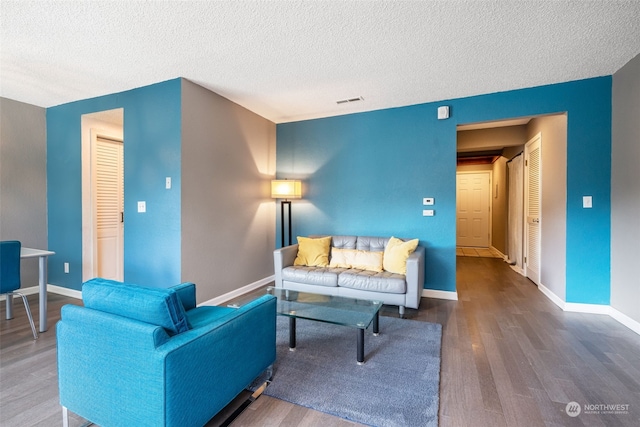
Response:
[383,237,419,275]
[330,248,383,272]
[294,236,331,267]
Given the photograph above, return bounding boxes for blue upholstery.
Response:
[0,240,21,293]
[82,278,191,335]
[1,240,38,339]
[57,280,276,427]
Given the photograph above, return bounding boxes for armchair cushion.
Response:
[82,278,190,335]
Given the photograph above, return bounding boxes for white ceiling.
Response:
[2,1,639,124]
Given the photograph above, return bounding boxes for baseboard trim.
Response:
[200,275,275,307]
[422,289,458,301]
[489,246,507,260]
[537,283,566,310]
[608,306,640,336]
[48,284,83,299]
[537,283,640,336]
[0,285,39,300]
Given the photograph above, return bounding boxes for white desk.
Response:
[20,247,55,332]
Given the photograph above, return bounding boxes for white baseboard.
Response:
[0,284,82,301]
[490,246,507,260]
[0,285,39,300]
[538,283,566,310]
[537,282,640,336]
[48,284,82,299]
[422,289,459,301]
[608,306,640,335]
[199,275,275,307]
[563,302,611,315]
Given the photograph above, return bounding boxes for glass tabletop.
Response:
[267,287,382,329]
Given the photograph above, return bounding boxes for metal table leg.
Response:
[289,317,296,351]
[357,328,365,365]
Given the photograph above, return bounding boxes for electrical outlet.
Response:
[138,201,146,213]
[423,197,434,205]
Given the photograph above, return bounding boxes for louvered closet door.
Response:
[94,137,123,281]
[524,134,541,285]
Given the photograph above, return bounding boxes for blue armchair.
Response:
[57,278,276,427]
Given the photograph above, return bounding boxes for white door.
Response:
[93,136,124,281]
[524,134,541,285]
[456,172,491,247]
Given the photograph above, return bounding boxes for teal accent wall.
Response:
[276,77,611,304]
[47,79,182,290]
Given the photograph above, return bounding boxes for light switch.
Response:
[423,209,435,216]
[582,196,592,208]
[423,197,434,205]
[166,177,172,189]
[138,201,146,213]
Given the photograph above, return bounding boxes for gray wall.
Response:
[181,80,276,303]
[527,114,567,300]
[611,53,640,324]
[0,97,47,287]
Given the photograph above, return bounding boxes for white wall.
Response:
[611,53,640,325]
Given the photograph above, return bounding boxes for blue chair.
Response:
[57,278,276,427]
[1,240,38,340]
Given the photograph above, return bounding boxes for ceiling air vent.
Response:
[336,96,364,105]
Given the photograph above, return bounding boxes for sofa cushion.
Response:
[383,237,419,275]
[329,248,383,272]
[294,236,331,267]
[82,278,190,336]
[282,265,344,287]
[338,269,407,294]
[356,236,388,252]
[330,235,357,250]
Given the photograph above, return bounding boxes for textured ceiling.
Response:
[2,1,639,123]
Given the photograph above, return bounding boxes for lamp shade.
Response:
[271,180,302,199]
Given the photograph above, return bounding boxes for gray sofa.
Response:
[273,235,425,317]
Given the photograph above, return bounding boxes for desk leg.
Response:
[5,294,13,319]
[38,255,47,332]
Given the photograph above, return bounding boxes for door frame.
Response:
[81,109,124,282]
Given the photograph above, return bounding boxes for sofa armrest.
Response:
[171,282,196,311]
[404,246,425,309]
[274,244,298,287]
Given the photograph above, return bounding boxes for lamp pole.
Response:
[281,200,292,247]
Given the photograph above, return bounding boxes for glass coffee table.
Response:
[267,287,382,365]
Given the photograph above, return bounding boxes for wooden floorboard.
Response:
[1,257,639,426]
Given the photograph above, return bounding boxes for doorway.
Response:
[81,109,124,282]
[455,114,567,294]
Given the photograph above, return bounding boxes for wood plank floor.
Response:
[2,257,639,426]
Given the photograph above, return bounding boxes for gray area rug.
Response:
[263,315,442,427]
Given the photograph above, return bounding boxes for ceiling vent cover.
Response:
[336,96,364,105]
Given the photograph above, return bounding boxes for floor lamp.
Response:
[271,180,302,247]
